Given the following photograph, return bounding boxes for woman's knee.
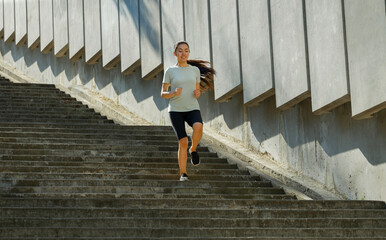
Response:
[178,137,189,149]
[193,122,203,132]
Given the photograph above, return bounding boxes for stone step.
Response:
[0,107,96,114]
[0,143,210,152]
[0,161,233,169]
[0,118,114,124]
[0,133,177,141]
[1,217,385,229]
[0,172,260,181]
[0,148,217,157]
[0,102,89,108]
[0,127,177,135]
[0,165,248,175]
[0,83,56,88]
[1,199,382,210]
[0,193,294,200]
[0,137,180,146]
[0,237,382,240]
[0,95,75,101]
[0,227,384,238]
[0,178,268,188]
[0,114,109,121]
[0,122,174,131]
[0,155,227,164]
[1,185,285,195]
[0,91,70,98]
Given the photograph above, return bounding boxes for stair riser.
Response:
[1,227,385,238]
[1,218,385,229]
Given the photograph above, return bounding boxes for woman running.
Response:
[161,41,215,181]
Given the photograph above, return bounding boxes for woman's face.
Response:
[174,43,190,62]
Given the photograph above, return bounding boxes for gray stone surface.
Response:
[238,0,274,106]
[53,0,68,57]
[15,0,27,46]
[101,0,120,70]
[270,0,310,110]
[161,0,184,70]
[210,0,242,102]
[4,0,15,43]
[68,0,84,61]
[27,0,40,49]
[184,0,211,61]
[0,0,3,38]
[119,0,140,74]
[306,0,349,115]
[139,0,162,80]
[344,0,386,119]
[84,0,101,64]
[1,0,386,203]
[39,0,54,53]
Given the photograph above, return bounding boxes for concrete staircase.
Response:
[0,76,385,239]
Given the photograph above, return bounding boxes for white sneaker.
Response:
[179,173,189,181]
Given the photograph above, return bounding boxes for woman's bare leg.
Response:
[178,137,189,175]
[190,122,203,153]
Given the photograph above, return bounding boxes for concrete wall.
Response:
[27,0,40,50]
[68,0,84,61]
[0,0,385,201]
[306,0,349,115]
[53,0,68,57]
[0,0,3,38]
[84,0,101,64]
[4,0,15,43]
[15,0,27,46]
[39,0,54,53]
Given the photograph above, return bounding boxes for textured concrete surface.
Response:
[39,0,54,53]
[68,0,84,61]
[119,0,140,74]
[15,0,27,46]
[306,0,349,115]
[184,0,211,61]
[0,0,3,38]
[84,0,101,64]
[344,0,386,119]
[210,0,242,102]
[101,0,120,69]
[1,0,385,202]
[53,0,68,57]
[161,0,184,70]
[238,0,274,106]
[27,0,40,49]
[139,0,163,80]
[4,0,15,43]
[271,0,310,110]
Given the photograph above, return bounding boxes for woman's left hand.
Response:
[194,89,200,98]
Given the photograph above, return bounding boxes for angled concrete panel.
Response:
[53,0,68,57]
[184,0,211,61]
[161,0,183,69]
[101,0,120,69]
[27,0,40,49]
[15,0,27,46]
[271,0,310,110]
[210,0,242,102]
[84,0,101,64]
[306,0,349,115]
[4,0,15,43]
[139,0,162,80]
[344,0,386,119]
[68,0,84,61]
[39,0,54,53]
[239,0,274,106]
[0,0,4,38]
[119,0,140,74]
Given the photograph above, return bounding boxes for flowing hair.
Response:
[174,41,216,92]
[187,59,216,93]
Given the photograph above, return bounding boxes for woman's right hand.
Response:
[175,88,182,96]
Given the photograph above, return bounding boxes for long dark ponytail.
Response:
[174,41,216,92]
[187,59,215,93]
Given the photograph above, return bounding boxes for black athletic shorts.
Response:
[169,110,203,140]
